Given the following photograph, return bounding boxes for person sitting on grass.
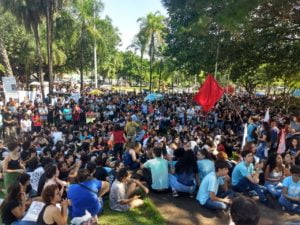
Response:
[169,149,199,198]
[278,165,300,213]
[196,160,232,210]
[230,196,260,225]
[0,182,26,225]
[37,184,69,225]
[231,150,267,203]
[68,168,110,220]
[109,168,149,212]
[141,147,169,192]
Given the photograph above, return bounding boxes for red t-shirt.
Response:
[32,115,42,127]
[112,130,126,144]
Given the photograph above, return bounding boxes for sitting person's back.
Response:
[67,169,109,219]
[142,147,169,191]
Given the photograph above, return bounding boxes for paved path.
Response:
[150,193,300,225]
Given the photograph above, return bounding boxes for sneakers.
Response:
[172,189,179,197]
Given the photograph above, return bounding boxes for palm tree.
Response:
[72,0,104,92]
[0,36,13,76]
[0,0,45,98]
[137,11,165,92]
[130,31,148,91]
[41,0,65,94]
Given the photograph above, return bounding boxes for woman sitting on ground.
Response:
[37,184,69,225]
[109,168,149,212]
[123,142,142,170]
[264,153,284,198]
[0,182,26,225]
[169,149,199,197]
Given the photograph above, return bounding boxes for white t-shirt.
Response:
[52,131,63,144]
[28,167,44,192]
[21,119,32,132]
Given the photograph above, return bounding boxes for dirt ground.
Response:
[150,193,300,225]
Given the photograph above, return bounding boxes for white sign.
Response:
[2,76,17,92]
[22,201,45,222]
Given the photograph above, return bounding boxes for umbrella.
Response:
[88,89,103,95]
[144,93,164,102]
[292,89,300,97]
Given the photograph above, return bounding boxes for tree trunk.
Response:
[149,33,155,92]
[32,23,45,100]
[46,2,54,95]
[158,60,162,92]
[80,22,85,92]
[0,36,13,76]
[139,52,143,92]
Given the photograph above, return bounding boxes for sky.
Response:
[101,0,167,51]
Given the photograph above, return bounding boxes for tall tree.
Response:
[137,12,165,92]
[130,31,148,90]
[41,0,65,94]
[72,0,104,91]
[0,36,13,76]
[1,0,45,98]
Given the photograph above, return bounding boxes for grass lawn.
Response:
[0,180,165,225]
[99,198,166,225]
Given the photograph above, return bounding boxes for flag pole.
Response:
[224,93,244,124]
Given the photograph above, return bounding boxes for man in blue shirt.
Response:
[141,147,169,191]
[196,160,232,210]
[279,165,300,213]
[232,150,267,203]
[247,116,258,143]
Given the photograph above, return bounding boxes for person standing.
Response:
[31,111,42,133]
[2,141,25,192]
[111,124,127,160]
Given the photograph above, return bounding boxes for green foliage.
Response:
[0,9,35,80]
[0,64,5,73]
[162,0,300,93]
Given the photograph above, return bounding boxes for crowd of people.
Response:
[0,90,299,225]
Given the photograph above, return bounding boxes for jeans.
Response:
[233,177,267,202]
[169,174,196,194]
[265,181,282,198]
[11,221,37,225]
[203,190,233,210]
[279,195,300,213]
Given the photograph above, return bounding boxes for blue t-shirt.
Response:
[247,123,257,142]
[282,176,300,198]
[197,159,215,181]
[196,171,224,205]
[232,161,254,186]
[67,179,102,217]
[144,157,169,190]
[63,108,72,121]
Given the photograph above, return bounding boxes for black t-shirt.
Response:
[3,112,15,127]
[1,199,19,225]
[93,166,108,181]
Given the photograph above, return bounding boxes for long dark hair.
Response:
[175,150,198,174]
[1,182,22,214]
[265,153,283,173]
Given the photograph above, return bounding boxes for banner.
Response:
[2,76,17,92]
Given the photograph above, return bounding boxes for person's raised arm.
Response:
[52,199,68,225]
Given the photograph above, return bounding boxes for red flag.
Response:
[193,74,224,112]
